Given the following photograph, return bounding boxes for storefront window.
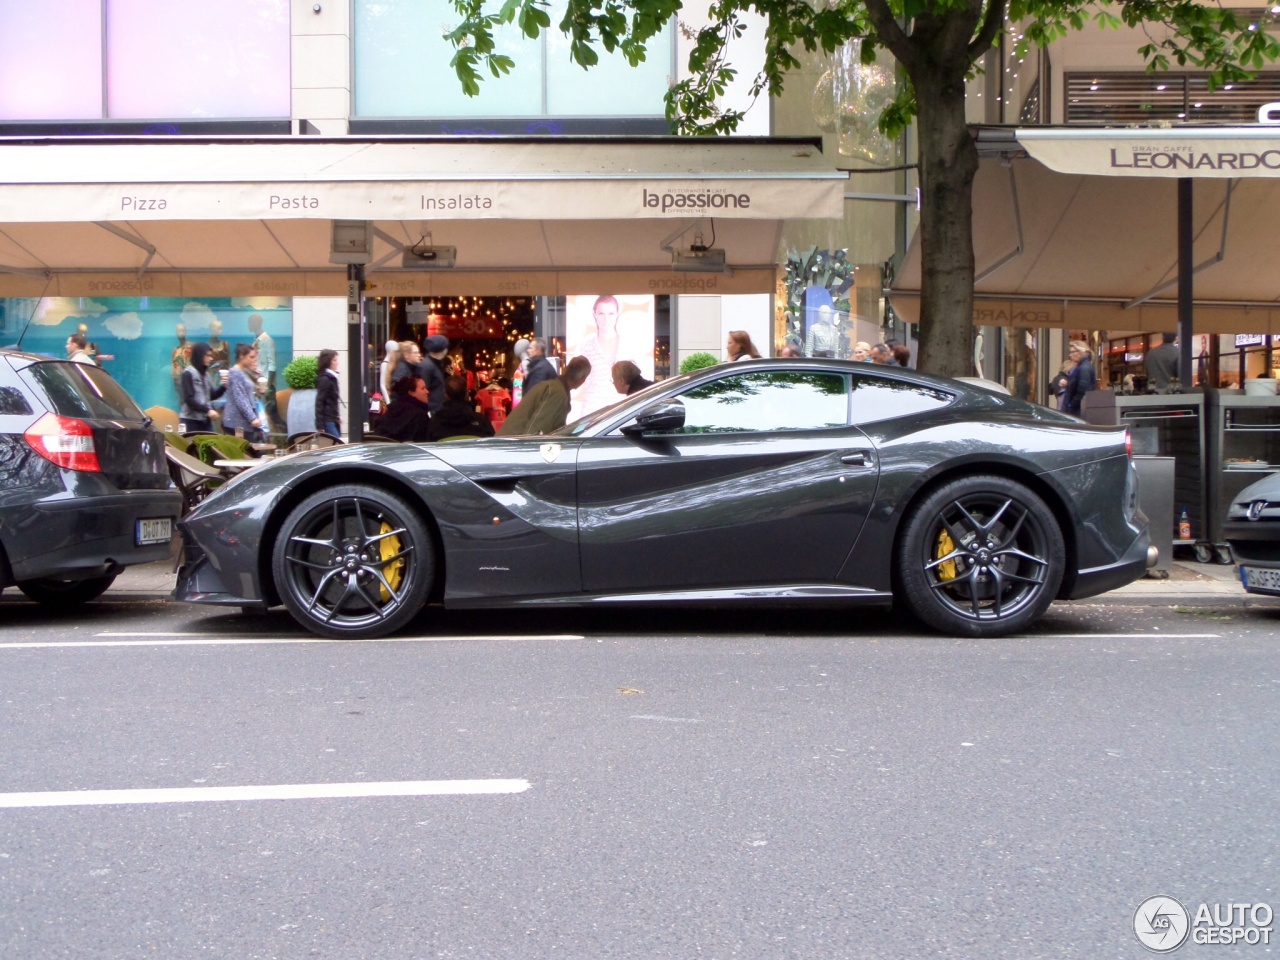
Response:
[0,297,293,414]
[0,0,289,121]
[354,0,674,119]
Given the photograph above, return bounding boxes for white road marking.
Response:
[1029,633,1223,639]
[0,779,530,809]
[0,633,585,649]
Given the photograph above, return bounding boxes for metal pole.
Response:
[347,263,365,443]
[1177,178,1194,387]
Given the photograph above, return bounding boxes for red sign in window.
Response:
[428,314,506,339]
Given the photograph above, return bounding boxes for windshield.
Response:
[556,375,686,437]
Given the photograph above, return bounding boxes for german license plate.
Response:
[1241,564,1280,594]
[136,517,172,546]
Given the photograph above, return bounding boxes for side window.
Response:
[674,371,849,433]
[849,376,953,425]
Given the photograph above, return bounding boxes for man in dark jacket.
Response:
[427,377,495,441]
[418,334,449,416]
[179,341,226,433]
[379,374,433,443]
[1145,332,1179,392]
[522,338,557,395]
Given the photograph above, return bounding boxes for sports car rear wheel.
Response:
[272,484,434,639]
[897,475,1064,637]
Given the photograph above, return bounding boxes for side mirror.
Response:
[621,400,686,435]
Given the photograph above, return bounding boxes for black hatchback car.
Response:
[0,350,180,605]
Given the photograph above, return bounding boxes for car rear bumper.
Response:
[1064,528,1152,601]
[2,490,182,583]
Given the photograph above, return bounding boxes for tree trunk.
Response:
[911,68,979,380]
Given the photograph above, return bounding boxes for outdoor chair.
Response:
[165,446,225,515]
[284,431,345,453]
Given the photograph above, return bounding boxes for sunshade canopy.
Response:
[0,135,846,298]
[890,126,1280,334]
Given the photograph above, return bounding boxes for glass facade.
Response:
[0,0,290,121]
[0,297,293,414]
[353,0,675,119]
[770,39,908,357]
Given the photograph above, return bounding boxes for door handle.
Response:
[840,452,869,466]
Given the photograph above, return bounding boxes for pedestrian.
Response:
[66,332,96,365]
[610,360,653,396]
[868,342,893,364]
[248,314,277,431]
[726,330,761,361]
[392,341,421,388]
[1146,332,1180,392]
[315,348,342,439]
[222,343,265,442]
[418,335,449,416]
[1059,341,1098,417]
[378,374,433,443]
[891,343,913,368]
[853,341,872,362]
[497,357,591,436]
[522,337,557,395]
[178,341,225,433]
[427,376,495,441]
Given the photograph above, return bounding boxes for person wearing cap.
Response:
[418,334,449,416]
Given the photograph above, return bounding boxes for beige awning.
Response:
[0,136,846,297]
[888,151,1280,334]
[1016,125,1280,179]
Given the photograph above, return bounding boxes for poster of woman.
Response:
[566,294,655,420]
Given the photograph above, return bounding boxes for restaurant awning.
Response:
[0,135,846,298]
[888,125,1280,334]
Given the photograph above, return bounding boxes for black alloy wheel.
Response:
[17,574,117,606]
[271,484,434,639]
[897,475,1064,637]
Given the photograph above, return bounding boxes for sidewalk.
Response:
[105,551,1275,608]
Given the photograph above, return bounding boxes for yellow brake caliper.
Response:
[378,521,405,601]
[936,529,957,581]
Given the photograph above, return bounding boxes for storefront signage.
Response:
[427,314,506,339]
[1259,102,1280,124]
[1124,351,1144,362]
[1108,147,1280,172]
[1235,333,1266,347]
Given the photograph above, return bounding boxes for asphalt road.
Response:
[0,596,1276,959]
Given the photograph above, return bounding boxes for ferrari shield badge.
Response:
[540,443,561,463]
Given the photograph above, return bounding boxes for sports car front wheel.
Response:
[897,475,1064,637]
[271,484,434,639]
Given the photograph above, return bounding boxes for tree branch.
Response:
[967,0,1009,64]
[862,0,916,71]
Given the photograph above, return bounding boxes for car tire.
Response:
[897,475,1064,638]
[271,483,434,639]
[18,574,117,606]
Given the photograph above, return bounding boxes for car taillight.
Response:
[24,413,102,472]
[1125,428,1133,459]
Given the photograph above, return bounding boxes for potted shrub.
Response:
[281,355,319,436]
[679,352,720,375]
